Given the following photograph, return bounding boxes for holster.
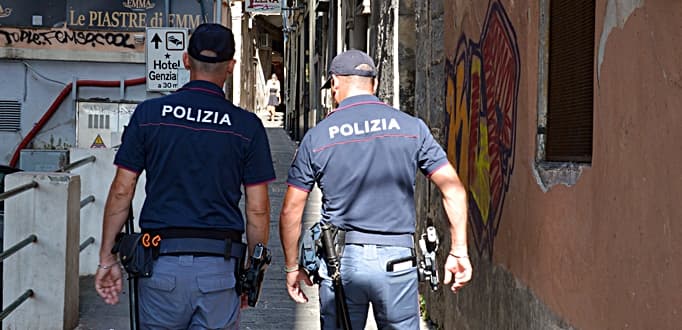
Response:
[299,223,322,283]
[299,222,346,284]
[236,243,271,307]
[112,233,155,278]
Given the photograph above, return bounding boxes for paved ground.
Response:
[77,113,433,329]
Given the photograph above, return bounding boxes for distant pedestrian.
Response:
[279,49,472,329]
[95,23,275,329]
[266,73,281,121]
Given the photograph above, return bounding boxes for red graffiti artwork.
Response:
[445,1,520,257]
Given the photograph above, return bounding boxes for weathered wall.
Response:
[416,0,682,329]
[0,60,149,165]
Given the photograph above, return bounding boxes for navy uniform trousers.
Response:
[138,255,240,329]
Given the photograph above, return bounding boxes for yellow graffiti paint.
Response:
[469,57,491,224]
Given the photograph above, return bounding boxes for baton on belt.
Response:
[124,204,140,330]
[319,222,352,330]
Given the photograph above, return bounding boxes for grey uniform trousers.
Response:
[319,244,420,330]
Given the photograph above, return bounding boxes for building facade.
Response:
[284,0,681,329]
[0,0,278,168]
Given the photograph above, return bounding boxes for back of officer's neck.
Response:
[190,72,227,89]
[338,89,374,103]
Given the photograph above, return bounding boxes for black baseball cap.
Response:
[321,49,377,89]
[188,23,235,63]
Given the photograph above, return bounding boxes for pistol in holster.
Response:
[236,243,272,307]
[417,225,440,291]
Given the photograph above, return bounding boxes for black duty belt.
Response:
[143,228,245,258]
[145,227,242,241]
[158,238,246,259]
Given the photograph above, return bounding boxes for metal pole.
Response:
[80,195,95,208]
[0,181,38,202]
[216,0,222,24]
[165,0,170,26]
[0,235,38,263]
[55,155,96,173]
[0,289,34,321]
[79,237,95,252]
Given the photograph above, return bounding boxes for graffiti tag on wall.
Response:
[445,1,520,257]
[0,28,135,49]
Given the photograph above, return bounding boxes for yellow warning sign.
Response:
[91,134,107,148]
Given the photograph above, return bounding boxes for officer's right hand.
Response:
[286,268,313,303]
[94,262,123,305]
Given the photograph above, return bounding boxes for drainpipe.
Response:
[165,0,170,26]
[216,0,222,24]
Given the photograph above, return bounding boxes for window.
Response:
[535,0,595,190]
[0,100,21,132]
[544,0,595,163]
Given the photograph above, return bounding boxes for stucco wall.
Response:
[424,0,682,329]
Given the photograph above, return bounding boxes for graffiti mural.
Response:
[445,1,520,257]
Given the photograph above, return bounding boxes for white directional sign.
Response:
[146,27,188,92]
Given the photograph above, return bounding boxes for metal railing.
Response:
[55,155,96,173]
[0,234,38,322]
[80,195,95,208]
[0,235,38,263]
[0,290,34,321]
[1,154,100,324]
[0,181,38,202]
[0,181,39,321]
[76,160,97,254]
[79,237,95,252]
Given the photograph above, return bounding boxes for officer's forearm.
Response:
[245,184,271,254]
[430,164,468,255]
[279,187,308,268]
[99,169,137,264]
[442,185,467,254]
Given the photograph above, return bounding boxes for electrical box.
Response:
[19,149,69,172]
[76,101,137,149]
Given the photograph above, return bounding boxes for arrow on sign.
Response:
[151,33,162,49]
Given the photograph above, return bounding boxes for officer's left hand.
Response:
[443,254,472,293]
[286,269,313,303]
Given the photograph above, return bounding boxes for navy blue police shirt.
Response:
[115,80,276,232]
[287,94,449,235]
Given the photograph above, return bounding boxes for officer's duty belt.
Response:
[344,231,414,248]
[158,238,246,259]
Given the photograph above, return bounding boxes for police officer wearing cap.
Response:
[279,49,472,329]
[95,23,275,329]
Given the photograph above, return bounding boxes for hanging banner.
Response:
[245,0,282,14]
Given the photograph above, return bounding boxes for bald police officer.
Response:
[279,49,472,329]
[95,23,275,329]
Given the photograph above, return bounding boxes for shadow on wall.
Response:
[444,0,520,258]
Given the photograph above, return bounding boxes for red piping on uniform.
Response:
[9,77,146,168]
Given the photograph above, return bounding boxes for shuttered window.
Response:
[0,100,21,132]
[545,0,595,163]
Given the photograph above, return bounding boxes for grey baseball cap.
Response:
[321,49,377,89]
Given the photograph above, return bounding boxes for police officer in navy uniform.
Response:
[95,23,275,329]
[279,49,472,329]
